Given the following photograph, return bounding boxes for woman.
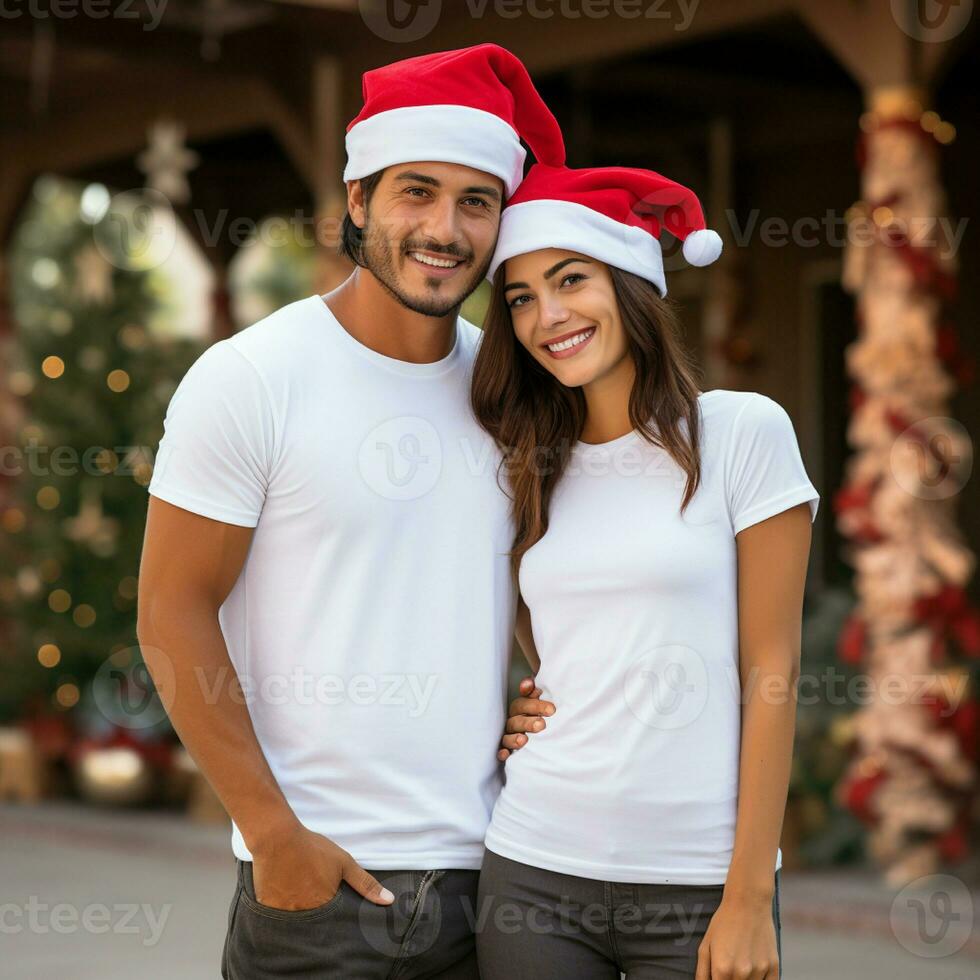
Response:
[470,164,819,979]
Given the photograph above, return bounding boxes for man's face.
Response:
[349,162,503,317]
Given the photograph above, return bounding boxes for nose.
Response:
[538,293,571,332]
[417,195,461,250]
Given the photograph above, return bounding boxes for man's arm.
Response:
[137,497,393,909]
[497,594,554,761]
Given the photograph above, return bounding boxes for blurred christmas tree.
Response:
[0,177,202,730]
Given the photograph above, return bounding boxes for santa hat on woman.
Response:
[344,44,565,199]
[487,164,723,296]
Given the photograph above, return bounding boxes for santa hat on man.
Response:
[344,44,565,199]
[487,164,723,296]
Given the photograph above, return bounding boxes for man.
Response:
[137,44,563,978]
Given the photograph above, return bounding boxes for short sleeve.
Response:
[725,393,820,535]
[147,341,277,527]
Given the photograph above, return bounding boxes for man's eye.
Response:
[406,187,429,197]
[462,197,489,208]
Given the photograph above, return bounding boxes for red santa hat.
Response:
[344,44,565,199]
[488,164,723,296]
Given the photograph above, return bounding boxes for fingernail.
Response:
[380,888,394,903]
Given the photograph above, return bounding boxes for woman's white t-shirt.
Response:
[484,389,820,884]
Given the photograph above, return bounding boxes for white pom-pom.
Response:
[682,228,723,267]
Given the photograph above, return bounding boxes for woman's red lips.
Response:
[540,326,593,348]
[541,326,597,359]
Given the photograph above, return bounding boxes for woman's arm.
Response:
[696,501,812,980]
[726,500,812,900]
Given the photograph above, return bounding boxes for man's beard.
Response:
[360,219,492,318]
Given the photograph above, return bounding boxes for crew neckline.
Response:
[310,294,464,377]
[572,390,719,453]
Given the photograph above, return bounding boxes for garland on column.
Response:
[835,88,979,885]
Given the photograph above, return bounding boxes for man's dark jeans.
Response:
[221,858,480,979]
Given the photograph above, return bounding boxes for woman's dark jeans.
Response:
[476,848,781,979]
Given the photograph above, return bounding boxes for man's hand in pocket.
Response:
[498,676,556,761]
[251,821,394,910]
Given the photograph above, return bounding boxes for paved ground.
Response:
[2,801,978,978]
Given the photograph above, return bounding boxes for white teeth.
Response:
[411,252,460,268]
[547,327,595,353]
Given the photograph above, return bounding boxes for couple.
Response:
[138,43,819,980]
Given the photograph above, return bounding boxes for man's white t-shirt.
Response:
[148,294,516,869]
[484,389,820,884]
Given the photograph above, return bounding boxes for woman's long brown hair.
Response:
[471,264,705,580]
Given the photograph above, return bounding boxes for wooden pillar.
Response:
[311,57,353,293]
[702,116,735,389]
[796,0,977,885]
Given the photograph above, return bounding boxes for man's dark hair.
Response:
[340,170,385,266]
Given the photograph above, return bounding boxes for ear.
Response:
[346,179,367,230]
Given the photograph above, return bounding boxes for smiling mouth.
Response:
[542,326,596,358]
[407,251,465,276]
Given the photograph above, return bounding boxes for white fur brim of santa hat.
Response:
[345,104,528,199]
[489,198,672,295]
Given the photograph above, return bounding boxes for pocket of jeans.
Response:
[238,860,345,921]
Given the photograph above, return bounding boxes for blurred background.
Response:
[1,1,979,977]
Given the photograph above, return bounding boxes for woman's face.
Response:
[502,249,630,388]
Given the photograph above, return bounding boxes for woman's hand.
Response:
[497,676,556,761]
[696,890,779,980]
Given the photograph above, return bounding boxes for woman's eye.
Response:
[508,294,532,308]
[561,273,586,287]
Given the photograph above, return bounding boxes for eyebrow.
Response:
[393,171,501,203]
[394,170,440,187]
[503,257,593,292]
